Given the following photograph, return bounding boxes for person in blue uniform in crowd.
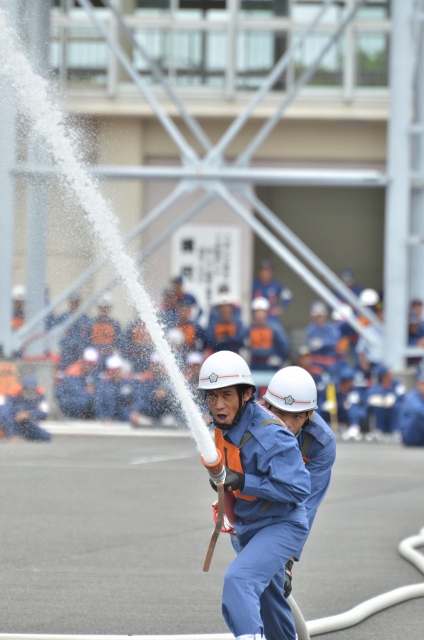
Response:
[208,285,242,325]
[335,268,362,303]
[262,365,336,588]
[90,293,122,369]
[366,365,406,439]
[130,353,182,428]
[56,347,100,419]
[399,371,424,446]
[355,290,385,377]
[174,299,206,356]
[319,365,367,441]
[58,292,93,369]
[94,355,134,422]
[121,318,154,372]
[206,294,245,354]
[246,297,289,372]
[252,259,293,326]
[305,301,340,374]
[0,376,51,441]
[295,345,330,394]
[158,287,179,330]
[170,275,201,321]
[198,351,310,640]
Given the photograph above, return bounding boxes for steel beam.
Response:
[245,190,384,331]
[384,0,415,369]
[13,182,192,347]
[78,0,198,164]
[26,192,215,354]
[214,184,381,344]
[237,0,366,166]
[0,0,19,358]
[205,0,334,164]
[14,164,388,187]
[99,0,213,153]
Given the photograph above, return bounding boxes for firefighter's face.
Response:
[263,401,312,435]
[206,386,252,426]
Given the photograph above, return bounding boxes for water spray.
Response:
[0,8,224,560]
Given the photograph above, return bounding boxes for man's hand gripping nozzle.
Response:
[201,450,226,572]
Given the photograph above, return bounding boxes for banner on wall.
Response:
[171,225,241,321]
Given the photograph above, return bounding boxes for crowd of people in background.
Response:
[5,259,424,446]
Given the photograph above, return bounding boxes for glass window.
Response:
[292,32,343,87]
[134,29,227,88]
[356,0,390,21]
[236,30,287,90]
[177,0,227,21]
[291,2,345,24]
[356,33,389,87]
[65,27,108,83]
[135,0,171,16]
[239,0,289,19]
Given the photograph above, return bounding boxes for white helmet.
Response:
[359,288,379,307]
[251,297,270,311]
[197,351,255,391]
[263,366,318,412]
[12,285,26,301]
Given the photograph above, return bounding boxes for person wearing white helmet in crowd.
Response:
[206,293,245,354]
[198,351,310,640]
[245,297,290,372]
[262,366,336,595]
[90,292,122,369]
[94,355,134,422]
[355,289,384,377]
[56,347,100,419]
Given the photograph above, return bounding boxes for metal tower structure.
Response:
[1,0,423,371]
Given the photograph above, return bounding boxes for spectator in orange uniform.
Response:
[90,293,122,369]
[245,297,290,372]
[56,347,100,419]
[206,294,245,354]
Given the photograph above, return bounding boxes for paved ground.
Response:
[0,427,423,638]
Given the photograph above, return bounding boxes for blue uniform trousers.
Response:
[223,518,308,640]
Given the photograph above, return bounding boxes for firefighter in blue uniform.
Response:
[174,299,206,356]
[198,351,310,640]
[206,294,245,354]
[90,293,122,369]
[58,292,93,369]
[121,318,154,372]
[399,371,424,446]
[246,297,289,372]
[319,365,367,441]
[252,259,293,326]
[0,376,51,441]
[305,301,340,374]
[56,347,100,419]
[366,365,406,438]
[94,355,134,422]
[262,366,336,568]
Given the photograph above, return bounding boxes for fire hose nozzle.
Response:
[200,450,226,485]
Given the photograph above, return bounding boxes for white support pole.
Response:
[24,0,51,356]
[410,4,424,303]
[384,0,414,369]
[0,0,19,358]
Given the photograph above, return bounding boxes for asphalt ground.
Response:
[0,428,423,638]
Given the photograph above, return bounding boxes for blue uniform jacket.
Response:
[252,279,293,314]
[94,375,134,421]
[59,313,93,368]
[219,401,310,534]
[206,317,246,353]
[297,412,336,532]
[306,322,340,359]
[56,362,99,418]
[1,386,48,437]
[399,389,424,446]
[246,321,290,369]
[367,380,406,433]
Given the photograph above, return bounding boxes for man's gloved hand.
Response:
[209,467,245,493]
[223,468,245,493]
[284,559,294,598]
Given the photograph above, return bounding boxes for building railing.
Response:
[50,2,391,102]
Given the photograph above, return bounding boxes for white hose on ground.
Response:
[306,526,424,637]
